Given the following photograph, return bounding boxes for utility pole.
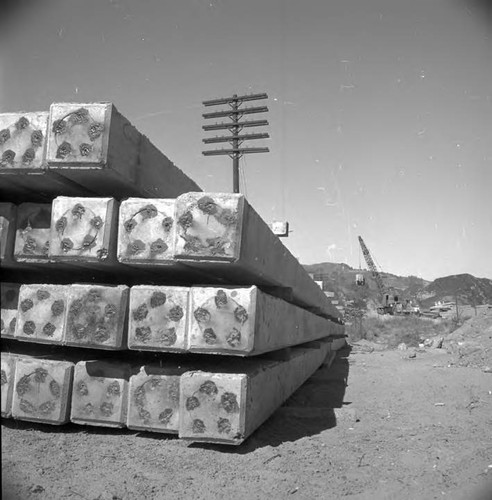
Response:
[202,93,270,193]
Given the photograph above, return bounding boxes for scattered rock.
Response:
[483,366,492,373]
[408,352,417,359]
[334,407,359,423]
[434,337,444,349]
[30,485,45,494]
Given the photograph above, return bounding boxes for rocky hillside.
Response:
[417,274,492,309]
[303,262,492,310]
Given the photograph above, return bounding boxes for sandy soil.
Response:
[2,318,492,500]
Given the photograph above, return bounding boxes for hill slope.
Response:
[417,273,492,309]
[303,263,492,311]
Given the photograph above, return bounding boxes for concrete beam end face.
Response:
[174,192,244,262]
[117,198,176,264]
[13,203,52,263]
[49,197,116,262]
[46,103,110,168]
[128,285,189,352]
[179,371,247,445]
[1,282,20,339]
[64,284,129,350]
[127,365,181,433]
[11,357,74,425]
[0,308,17,338]
[15,284,68,345]
[71,360,130,428]
[188,286,255,355]
[1,353,17,418]
[0,203,17,262]
[0,111,49,171]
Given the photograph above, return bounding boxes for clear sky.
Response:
[1,0,491,280]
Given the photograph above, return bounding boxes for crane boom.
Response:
[358,236,386,297]
[357,235,419,316]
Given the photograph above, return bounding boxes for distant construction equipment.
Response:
[357,236,419,316]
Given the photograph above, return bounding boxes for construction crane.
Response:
[357,236,401,315]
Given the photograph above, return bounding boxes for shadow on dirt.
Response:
[190,346,351,453]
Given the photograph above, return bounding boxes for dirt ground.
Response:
[2,315,492,500]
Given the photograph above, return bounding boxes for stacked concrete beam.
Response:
[0,112,48,173]
[0,282,20,339]
[6,282,342,354]
[4,283,130,349]
[11,356,74,425]
[14,203,52,263]
[116,197,221,283]
[48,196,118,266]
[187,286,343,356]
[126,284,343,355]
[65,284,129,350]
[179,339,331,445]
[117,198,176,265]
[1,103,346,445]
[128,285,189,352]
[70,360,131,428]
[6,283,128,349]
[3,336,343,438]
[14,284,67,344]
[0,111,92,202]
[0,202,17,268]
[1,353,17,418]
[46,103,201,199]
[172,192,341,322]
[127,363,189,433]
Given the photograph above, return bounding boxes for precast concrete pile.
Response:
[0,102,345,445]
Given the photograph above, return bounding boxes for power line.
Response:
[202,93,270,193]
